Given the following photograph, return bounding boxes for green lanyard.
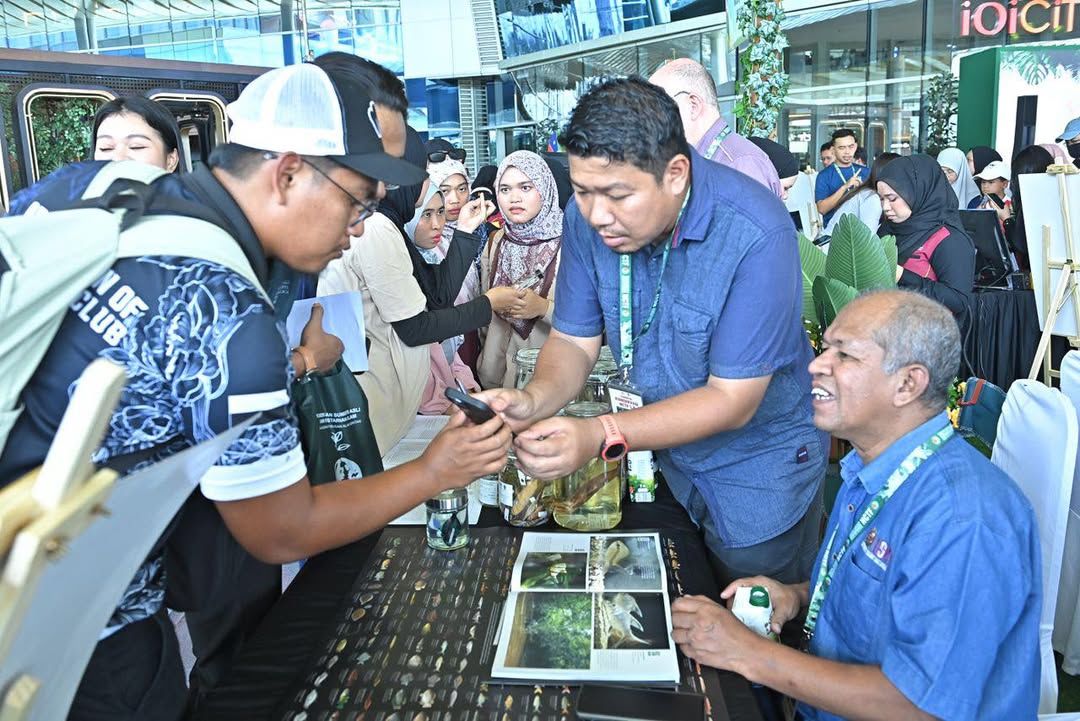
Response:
[618,188,692,377]
[803,424,954,642]
[704,124,732,161]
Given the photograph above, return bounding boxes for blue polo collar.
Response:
[839,411,952,494]
[673,150,711,246]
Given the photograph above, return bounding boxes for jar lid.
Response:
[565,401,610,418]
[426,488,467,512]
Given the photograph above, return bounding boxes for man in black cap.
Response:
[0,62,512,721]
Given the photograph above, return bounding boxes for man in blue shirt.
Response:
[670,290,1040,721]
[815,128,868,227]
[477,77,825,585]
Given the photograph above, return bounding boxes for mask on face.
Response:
[1069,143,1080,160]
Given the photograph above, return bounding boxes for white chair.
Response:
[1056,351,1080,675]
[992,379,1079,715]
[786,172,818,239]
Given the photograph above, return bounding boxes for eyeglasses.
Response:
[301,158,380,229]
[427,148,467,164]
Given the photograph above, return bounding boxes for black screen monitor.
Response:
[960,209,1013,288]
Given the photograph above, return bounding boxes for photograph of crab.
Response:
[518,552,589,589]
[592,592,671,651]
[586,535,664,591]
[501,592,593,669]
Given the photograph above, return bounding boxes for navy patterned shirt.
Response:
[0,162,304,634]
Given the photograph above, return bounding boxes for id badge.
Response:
[607,379,656,503]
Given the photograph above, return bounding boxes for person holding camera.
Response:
[969,160,1012,223]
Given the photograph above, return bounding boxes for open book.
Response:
[491,532,680,684]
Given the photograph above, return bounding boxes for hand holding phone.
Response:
[444,381,496,424]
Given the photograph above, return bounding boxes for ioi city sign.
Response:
[960,0,1078,36]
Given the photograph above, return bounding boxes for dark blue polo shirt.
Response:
[801,413,1040,720]
[553,150,824,548]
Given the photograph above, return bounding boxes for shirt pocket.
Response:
[827,543,888,654]
[664,300,713,386]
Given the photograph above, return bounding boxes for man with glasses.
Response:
[649,58,782,197]
[0,62,513,721]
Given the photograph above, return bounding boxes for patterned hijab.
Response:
[492,150,563,339]
[428,159,470,241]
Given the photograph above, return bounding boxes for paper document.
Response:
[286,291,368,372]
[383,415,482,525]
[491,532,680,684]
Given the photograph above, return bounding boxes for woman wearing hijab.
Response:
[748,137,800,201]
[319,131,521,453]
[877,154,976,318]
[404,186,484,415]
[478,151,564,389]
[966,145,1002,176]
[1007,144,1055,270]
[937,147,980,208]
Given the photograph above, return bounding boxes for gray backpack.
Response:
[0,161,267,454]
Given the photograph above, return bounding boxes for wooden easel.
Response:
[0,360,125,720]
[1028,162,1080,385]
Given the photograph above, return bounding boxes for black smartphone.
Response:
[469,188,492,203]
[987,193,1005,209]
[444,386,495,424]
[575,685,706,721]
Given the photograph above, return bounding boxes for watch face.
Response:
[602,441,627,462]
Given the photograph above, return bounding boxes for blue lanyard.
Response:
[618,188,692,375]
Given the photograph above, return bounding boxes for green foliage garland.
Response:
[29,97,101,179]
[925,72,958,156]
[734,0,790,138]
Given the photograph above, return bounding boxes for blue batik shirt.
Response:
[553,150,825,548]
[0,162,305,636]
[799,412,1041,721]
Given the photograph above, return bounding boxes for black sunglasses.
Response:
[428,148,466,164]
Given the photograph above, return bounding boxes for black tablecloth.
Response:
[964,288,1042,390]
[192,483,764,721]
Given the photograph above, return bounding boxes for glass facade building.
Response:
[499,0,1079,167]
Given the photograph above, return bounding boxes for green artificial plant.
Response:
[800,214,898,335]
[734,0,790,138]
[924,71,958,157]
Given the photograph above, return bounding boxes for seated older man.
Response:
[671,290,1040,721]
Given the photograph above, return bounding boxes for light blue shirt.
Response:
[799,412,1041,721]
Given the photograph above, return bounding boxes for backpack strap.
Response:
[922,226,950,257]
[81,161,167,200]
[117,216,270,303]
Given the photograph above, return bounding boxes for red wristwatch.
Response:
[598,415,628,462]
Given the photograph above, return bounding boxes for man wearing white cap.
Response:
[970,159,1012,222]
[0,62,512,720]
[1059,115,1080,169]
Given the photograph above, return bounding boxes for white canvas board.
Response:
[0,420,253,721]
[1019,172,1080,339]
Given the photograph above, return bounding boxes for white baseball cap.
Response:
[974,160,1010,181]
[227,63,424,187]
